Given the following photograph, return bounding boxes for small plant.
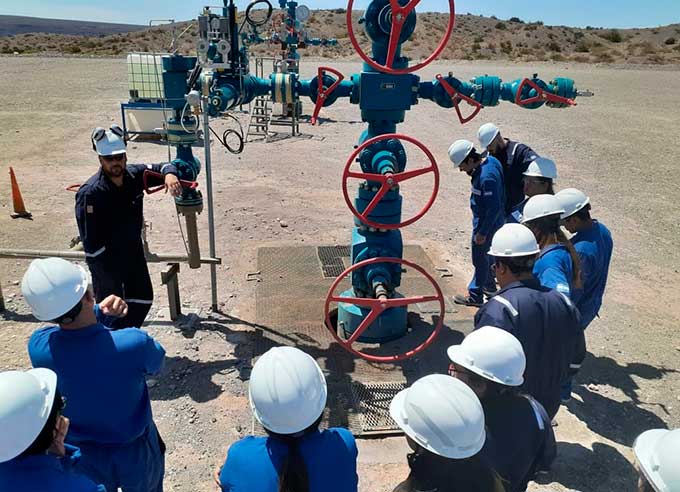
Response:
[548,41,561,52]
[495,22,507,30]
[575,41,590,53]
[664,37,677,45]
[500,40,513,54]
[598,29,623,43]
[473,35,484,43]
[509,17,524,23]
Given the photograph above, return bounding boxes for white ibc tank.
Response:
[126,53,167,100]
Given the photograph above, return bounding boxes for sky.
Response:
[2,0,679,29]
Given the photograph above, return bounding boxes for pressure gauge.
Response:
[211,17,221,31]
[296,5,310,22]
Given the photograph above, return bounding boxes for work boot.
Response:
[453,294,483,308]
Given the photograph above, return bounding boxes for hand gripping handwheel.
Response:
[435,74,484,125]
[310,66,345,125]
[324,257,445,362]
[515,78,577,108]
[346,0,456,74]
[342,133,439,230]
[143,170,199,195]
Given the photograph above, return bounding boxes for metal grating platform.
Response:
[348,381,407,436]
[317,245,351,278]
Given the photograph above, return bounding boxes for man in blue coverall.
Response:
[76,124,182,329]
[556,188,613,401]
[474,224,583,419]
[21,257,167,492]
[478,123,539,215]
[448,139,505,307]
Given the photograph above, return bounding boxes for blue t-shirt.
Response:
[219,428,358,492]
[571,221,613,328]
[533,244,574,298]
[0,444,105,492]
[28,323,165,445]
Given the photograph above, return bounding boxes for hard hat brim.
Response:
[446,345,524,387]
[478,127,500,149]
[560,196,591,219]
[520,211,564,224]
[634,428,668,491]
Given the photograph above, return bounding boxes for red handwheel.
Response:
[324,257,445,362]
[346,0,455,74]
[342,133,439,230]
[515,78,577,107]
[435,74,484,125]
[65,184,82,192]
[311,66,345,125]
[143,170,199,195]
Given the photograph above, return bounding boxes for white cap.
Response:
[0,368,58,463]
[488,223,540,257]
[447,326,526,387]
[22,258,89,321]
[555,188,590,219]
[521,194,565,223]
[634,428,680,492]
[249,347,327,435]
[389,374,486,459]
[478,123,500,149]
[92,125,126,156]
[448,139,474,168]
[524,157,558,181]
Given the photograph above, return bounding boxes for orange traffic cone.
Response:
[9,167,32,219]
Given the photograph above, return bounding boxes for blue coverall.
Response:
[571,221,614,329]
[506,197,528,224]
[481,394,555,492]
[219,428,358,492]
[533,244,575,298]
[490,140,539,214]
[474,279,583,419]
[468,155,505,302]
[0,444,106,492]
[75,163,177,329]
[28,318,166,492]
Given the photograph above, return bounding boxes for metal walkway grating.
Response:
[317,245,351,278]
[348,381,407,436]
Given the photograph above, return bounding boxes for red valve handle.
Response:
[515,78,577,107]
[65,184,82,193]
[143,170,199,195]
[346,0,456,75]
[342,133,439,230]
[311,66,345,126]
[324,256,445,362]
[435,74,484,125]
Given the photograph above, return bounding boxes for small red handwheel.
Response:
[65,184,82,192]
[311,66,345,125]
[346,0,456,74]
[324,256,445,362]
[342,133,439,230]
[515,78,577,107]
[143,170,199,195]
[435,74,484,125]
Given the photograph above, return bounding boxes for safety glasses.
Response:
[101,154,126,163]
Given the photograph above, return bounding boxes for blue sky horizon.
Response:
[2,1,679,29]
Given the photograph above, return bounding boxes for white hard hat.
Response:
[634,428,680,492]
[249,346,327,435]
[389,374,485,459]
[447,326,526,387]
[488,223,540,257]
[448,139,474,168]
[523,157,558,181]
[0,368,58,463]
[477,123,500,149]
[555,188,590,219]
[91,125,126,156]
[521,194,565,223]
[21,258,89,321]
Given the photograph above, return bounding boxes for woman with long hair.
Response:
[522,194,581,298]
[508,157,558,224]
[390,374,506,492]
[215,346,358,492]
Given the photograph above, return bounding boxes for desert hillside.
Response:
[1,10,679,64]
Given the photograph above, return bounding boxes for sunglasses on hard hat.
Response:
[91,124,126,152]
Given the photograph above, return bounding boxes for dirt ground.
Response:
[1,56,679,492]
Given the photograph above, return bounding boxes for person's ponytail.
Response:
[556,228,582,289]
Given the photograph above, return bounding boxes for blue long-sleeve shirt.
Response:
[533,244,574,298]
[474,279,583,419]
[490,140,539,213]
[0,444,106,492]
[75,162,177,264]
[471,155,505,238]
[28,323,165,445]
[571,221,613,328]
